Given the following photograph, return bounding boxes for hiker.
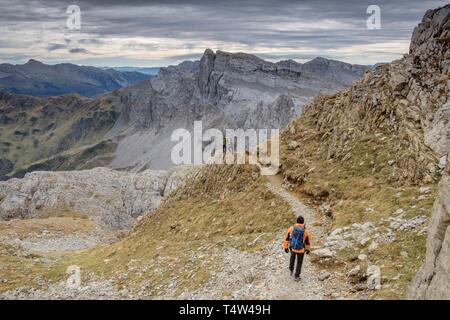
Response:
[282,215,311,281]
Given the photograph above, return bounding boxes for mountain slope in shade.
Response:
[278,4,449,299]
[0,60,151,97]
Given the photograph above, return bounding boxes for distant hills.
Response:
[0,60,151,97]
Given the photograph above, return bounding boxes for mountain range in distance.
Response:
[0,59,152,97]
[100,66,160,76]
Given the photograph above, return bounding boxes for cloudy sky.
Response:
[0,0,448,67]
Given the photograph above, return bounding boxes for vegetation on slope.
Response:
[66,165,293,296]
[279,93,439,299]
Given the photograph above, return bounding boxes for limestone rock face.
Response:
[0,166,197,229]
[408,172,450,299]
[0,50,367,177]
[410,6,450,57]
[105,50,367,171]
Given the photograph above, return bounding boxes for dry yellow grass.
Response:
[0,165,294,296]
[279,116,438,299]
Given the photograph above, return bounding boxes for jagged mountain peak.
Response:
[409,3,450,55]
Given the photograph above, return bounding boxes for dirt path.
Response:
[264,174,326,239]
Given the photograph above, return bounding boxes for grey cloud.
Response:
[78,38,105,45]
[0,0,449,65]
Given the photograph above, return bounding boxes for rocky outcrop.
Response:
[405,5,450,300]
[0,166,198,229]
[409,167,450,299]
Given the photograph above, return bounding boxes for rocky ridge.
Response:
[277,4,450,299]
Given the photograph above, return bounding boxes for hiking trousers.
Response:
[289,251,304,278]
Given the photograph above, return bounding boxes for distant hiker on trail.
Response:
[282,215,311,282]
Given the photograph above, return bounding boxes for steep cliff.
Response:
[0,59,150,97]
[409,161,450,299]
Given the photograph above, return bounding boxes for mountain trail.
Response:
[176,173,350,300]
[260,174,344,299]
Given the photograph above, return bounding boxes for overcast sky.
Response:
[0,0,448,67]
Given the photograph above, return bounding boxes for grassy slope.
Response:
[280,113,438,299]
[0,117,438,298]
[0,118,438,298]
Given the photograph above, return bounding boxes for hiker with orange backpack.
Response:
[282,215,311,282]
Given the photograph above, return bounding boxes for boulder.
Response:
[367,265,382,290]
[389,73,408,92]
[314,248,334,258]
[318,271,331,281]
[368,241,378,253]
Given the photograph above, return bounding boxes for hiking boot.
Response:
[294,276,301,282]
